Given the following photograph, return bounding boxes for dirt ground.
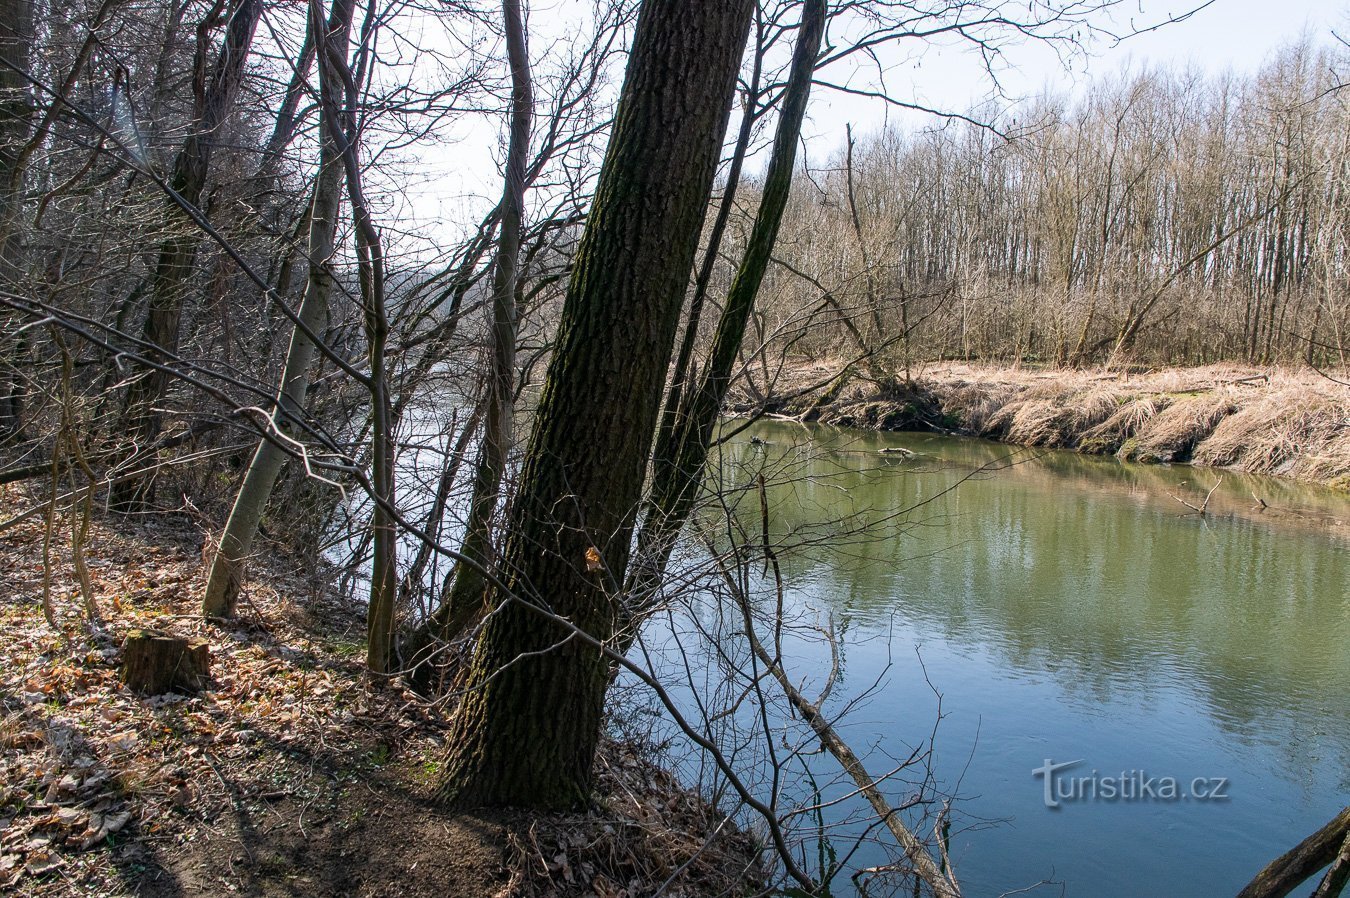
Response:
[0,489,760,898]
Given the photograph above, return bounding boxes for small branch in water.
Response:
[1170,477,1224,516]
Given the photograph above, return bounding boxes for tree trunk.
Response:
[121,630,211,695]
[631,0,825,600]
[433,0,532,641]
[311,0,397,676]
[112,0,263,510]
[0,0,33,444]
[435,0,754,810]
[1237,807,1350,898]
[202,8,348,618]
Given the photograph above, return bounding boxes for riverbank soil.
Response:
[0,489,759,897]
[747,362,1350,489]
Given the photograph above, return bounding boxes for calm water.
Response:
[640,421,1350,897]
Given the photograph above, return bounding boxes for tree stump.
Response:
[120,630,211,695]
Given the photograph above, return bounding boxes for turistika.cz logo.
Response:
[1032,759,1231,808]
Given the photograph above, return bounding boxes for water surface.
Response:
[645,421,1350,897]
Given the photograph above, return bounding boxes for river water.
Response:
[637,420,1350,897]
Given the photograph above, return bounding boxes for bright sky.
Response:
[806,0,1343,140]
[394,0,1346,256]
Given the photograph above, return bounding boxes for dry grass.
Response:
[940,381,1024,435]
[991,389,1127,448]
[760,360,1350,488]
[1193,390,1348,477]
[1079,396,1171,454]
[1305,432,1350,489]
[502,743,761,898]
[746,359,1350,487]
[1120,391,1239,463]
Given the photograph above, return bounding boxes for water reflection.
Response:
[695,420,1350,895]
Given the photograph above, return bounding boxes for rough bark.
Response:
[0,0,33,444]
[112,0,263,510]
[1311,835,1350,898]
[631,0,826,598]
[435,0,754,810]
[202,6,348,619]
[121,630,211,695]
[312,0,397,676]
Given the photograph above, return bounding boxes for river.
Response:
[634,419,1350,897]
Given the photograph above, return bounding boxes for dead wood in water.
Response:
[1236,806,1350,898]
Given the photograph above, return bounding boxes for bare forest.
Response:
[1,0,1348,895]
[746,42,1350,370]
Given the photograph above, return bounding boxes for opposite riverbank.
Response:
[740,362,1350,490]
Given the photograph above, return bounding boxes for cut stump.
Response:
[120,630,211,695]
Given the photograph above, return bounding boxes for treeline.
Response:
[4,1,1347,885]
[755,40,1350,369]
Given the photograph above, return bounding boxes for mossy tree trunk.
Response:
[435,0,754,810]
[631,0,826,599]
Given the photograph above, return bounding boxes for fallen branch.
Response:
[730,583,961,898]
[1236,806,1350,898]
[1170,477,1224,516]
[712,476,962,898]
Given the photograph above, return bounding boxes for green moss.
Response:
[1078,435,1118,455]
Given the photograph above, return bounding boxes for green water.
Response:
[690,421,1350,896]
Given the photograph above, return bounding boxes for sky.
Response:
[393,0,1346,255]
[806,0,1342,142]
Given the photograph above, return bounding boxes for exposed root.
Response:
[501,741,761,898]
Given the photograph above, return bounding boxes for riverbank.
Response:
[0,490,759,897]
[743,362,1350,490]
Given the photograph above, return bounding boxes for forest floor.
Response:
[0,489,761,898]
[743,361,1350,490]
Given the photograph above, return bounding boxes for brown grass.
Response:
[1302,432,1350,488]
[1079,396,1170,454]
[942,381,1024,435]
[754,360,1350,488]
[995,389,1128,448]
[1193,390,1348,477]
[1121,391,1239,463]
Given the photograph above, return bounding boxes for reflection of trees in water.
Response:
[709,420,1350,783]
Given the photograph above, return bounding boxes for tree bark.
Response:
[434,0,533,641]
[312,0,398,676]
[112,0,263,510]
[631,0,825,599]
[1237,807,1350,898]
[435,0,754,810]
[202,0,349,619]
[121,630,211,695]
[0,0,33,444]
